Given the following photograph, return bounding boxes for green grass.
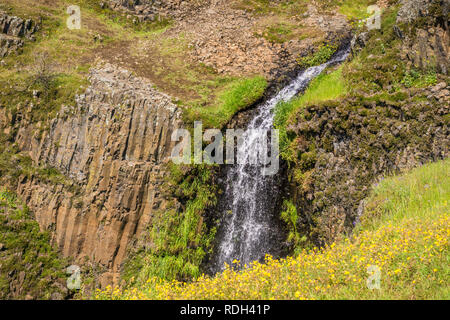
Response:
[361,159,450,231]
[401,68,438,88]
[292,67,347,107]
[280,199,304,245]
[298,43,338,69]
[338,0,378,21]
[185,76,267,128]
[311,0,377,20]
[0,189,67,299]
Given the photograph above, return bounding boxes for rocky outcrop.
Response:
[12,64,182,286]
[0,195,68,300]
[395,0,449,74]
[104,0,350,81]
[0,10,39,57]
[106,0,208,21]
[396,0,435,23]
[179,3,349,80]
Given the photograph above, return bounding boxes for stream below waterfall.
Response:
[208,46,351,274]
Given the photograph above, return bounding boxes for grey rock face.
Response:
[0,10,39,57]
[106,0,208,21]
[396,0,434,24]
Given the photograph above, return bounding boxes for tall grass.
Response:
[294,66,347,108]
[361,159,450,230]
[121,164,218,285]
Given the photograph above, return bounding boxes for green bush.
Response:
[0,189,67,299]
[298,43,338,69]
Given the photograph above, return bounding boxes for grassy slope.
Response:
[185,76,268,128]
[96,159,449,300]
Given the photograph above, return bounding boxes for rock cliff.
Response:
[396,0,449,74]
[12,64,182,286]
[0,10,38,57]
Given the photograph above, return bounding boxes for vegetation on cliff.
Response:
[95,159,449,299]
[0,189,67,299]
[184,76,268,128]
[122,164,219,285]
[274,66,348,161]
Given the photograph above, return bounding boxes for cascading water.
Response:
[209,46,350,273]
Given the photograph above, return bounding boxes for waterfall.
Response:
[209,46,350,273]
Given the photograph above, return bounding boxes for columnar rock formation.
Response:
[14,64,182,286]
[396,0,449,74]
[0,10,38,57]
